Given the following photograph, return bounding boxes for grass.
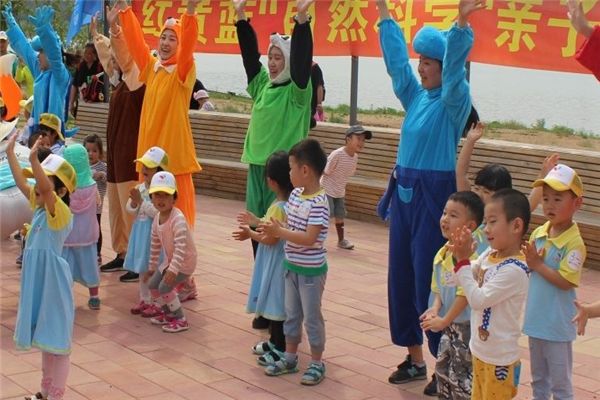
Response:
[488,119,597,140]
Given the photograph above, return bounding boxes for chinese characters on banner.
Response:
[132,0,600,74]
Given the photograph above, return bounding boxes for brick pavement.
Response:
[2,195,600,399]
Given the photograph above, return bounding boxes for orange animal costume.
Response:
[118,7,201,227]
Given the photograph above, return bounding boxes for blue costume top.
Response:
[379,19,473,171]
[6,14,69,125]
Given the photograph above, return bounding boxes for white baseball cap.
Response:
[0,31,8,41]
[135,146,169,169]
[149,171,177,195]
[532,164,583,197]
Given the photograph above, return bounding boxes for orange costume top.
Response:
[118,7,201,176]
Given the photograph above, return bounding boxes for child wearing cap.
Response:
[522,164,587,400]
[37,113,65,156]
[6,132,77,400]
[144,171,197,333]
[124,147,166,315]
[321,125,371,250]
[193,90,215,111]
[62,144,102,310]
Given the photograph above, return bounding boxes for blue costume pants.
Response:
[386,166,456,357]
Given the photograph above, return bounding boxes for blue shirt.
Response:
[379,20,473,172]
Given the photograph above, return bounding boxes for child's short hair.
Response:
[265,150,294,198]
[475,164,512,191]
[28,131,43,148]
[289,138,327,177]
[448,191,484,226]
[83,134,104,157]
[490,188,531,235]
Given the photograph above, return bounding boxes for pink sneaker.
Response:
[177,277,198,302]
[150,312,174,325]
[162,318,189,333]
[130,300,151,315]
[141,303,162,318]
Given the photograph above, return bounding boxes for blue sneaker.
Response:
[388,355,427,384]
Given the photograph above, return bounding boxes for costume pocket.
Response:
[396,183,414,204]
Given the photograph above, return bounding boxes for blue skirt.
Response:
[246,240,286,321]
[124,218,153,273]
[63,244,99,288]
[14,250,74,354]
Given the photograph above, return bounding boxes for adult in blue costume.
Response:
[2,4,69,129]
[375,0,484,389]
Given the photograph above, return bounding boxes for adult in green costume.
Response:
[234,0,313,243]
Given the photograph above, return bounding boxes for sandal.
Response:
[264,357,298,376]
[257,348,284,366]
[24,393,46,400]
[301,362,326,386]
[252,340,274,355]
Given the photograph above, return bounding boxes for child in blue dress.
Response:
[124,146,167,316]
[233,150,293,365]
[62,144,101,310]
[7,132,77,400]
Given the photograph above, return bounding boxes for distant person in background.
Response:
[69,42,105,117]
[189,78,206,109]
[0,31,9,57]
[193,89,215,111]
[310,61,325,129]
[568,0,600,81]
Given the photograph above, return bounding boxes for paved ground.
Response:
[2,194,600,399]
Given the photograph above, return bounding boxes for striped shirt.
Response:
[148,207,197,276]
[284,187,329,273]
[321,147,358,198]
[90,160,107,214]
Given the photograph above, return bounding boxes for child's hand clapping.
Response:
[7,130,18,154]
[258,217,282,238]
[28,136,42,162]
[237,210,259,227]
[522,241,544,271]
[572,299,590,336]
[129,187,142,205]
[419,306,439,322]
[447,226,475,261]
[232,224,251,241]
[420,316,447,333]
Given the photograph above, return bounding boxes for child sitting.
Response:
[321,125,371,250]
[260,138,329,385]
[145,171,197,333]
[420,191,484,399]
[125,146,167,316]
[522,164,586,399]
[452,188,531,399]
[233,150,293,365]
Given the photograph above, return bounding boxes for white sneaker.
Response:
[338,239,355,250]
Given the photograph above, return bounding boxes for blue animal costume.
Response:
[3,4,70,128]
[377,20,474,358]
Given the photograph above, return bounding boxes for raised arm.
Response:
[289,0,314,89]
[117,0,151,73]
[234,0,262,84]
[6,132,31,199]
[177,0,200,82]
[29,138,57,215]
[2,2,40,77]
[91,14,114,77]
[31,6,68,80]
[456,121,483,191]
[441,0,483,130]
[376,0,420,110]
[528,153,559,211]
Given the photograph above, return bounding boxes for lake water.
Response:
[194,53,600,135]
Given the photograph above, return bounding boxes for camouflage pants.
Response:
[435,321,472,399]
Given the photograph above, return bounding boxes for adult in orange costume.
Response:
[116,0,201,228]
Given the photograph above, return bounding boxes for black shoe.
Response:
[388,355,427,384]
[252,316,270,330]
[100,256,124,272]
[423,374,438,396]
[119,271,139,282]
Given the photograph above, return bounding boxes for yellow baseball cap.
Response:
[23,154,77,193]
[532,164,583,198]
[39,113,64,140]
[149,171,177,195]
[135,146,169,169]
[19,96,33,112]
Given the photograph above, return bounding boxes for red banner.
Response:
[132,0,600,75]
